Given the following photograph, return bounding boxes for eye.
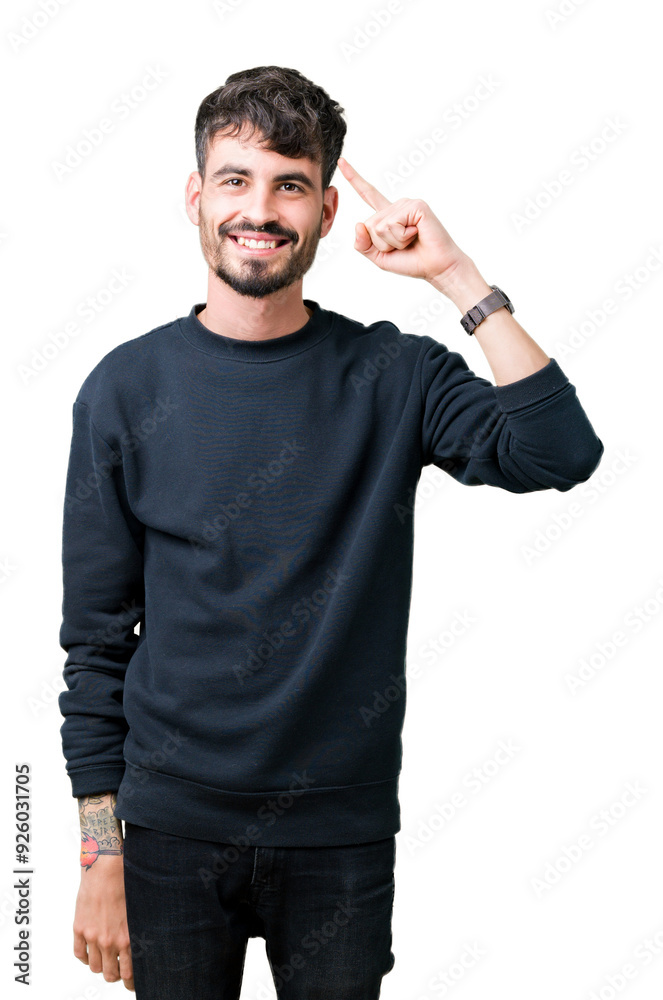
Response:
[222,179,302,192]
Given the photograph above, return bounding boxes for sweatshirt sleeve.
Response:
[58,400,145,797]
[420,339,604,492]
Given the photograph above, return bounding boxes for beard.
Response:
[198,202,324,299]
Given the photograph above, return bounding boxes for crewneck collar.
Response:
[177,299,335,362]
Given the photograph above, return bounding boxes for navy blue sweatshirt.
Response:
[58,299,604,846]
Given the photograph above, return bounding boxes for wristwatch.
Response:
[460,285,514,335]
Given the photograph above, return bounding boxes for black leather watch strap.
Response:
[460,285,514,335]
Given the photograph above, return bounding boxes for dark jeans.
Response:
[123,821,396,1000]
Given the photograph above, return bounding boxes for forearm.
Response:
[428,254,551,387]
[77,793,124,872]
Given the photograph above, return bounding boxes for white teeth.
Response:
[236,236,280,249]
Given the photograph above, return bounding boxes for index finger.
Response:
[337,156,392,213]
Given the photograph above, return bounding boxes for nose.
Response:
[236,183,282,229]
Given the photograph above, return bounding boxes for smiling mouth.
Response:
[228,233,291,252]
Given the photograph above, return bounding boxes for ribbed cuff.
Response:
[493,358,569,412]
[68,763,126,798]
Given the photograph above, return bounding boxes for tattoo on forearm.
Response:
[78,793,124,871]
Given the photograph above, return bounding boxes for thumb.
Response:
[354,222,374,255]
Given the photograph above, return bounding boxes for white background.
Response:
[2,0,662,997]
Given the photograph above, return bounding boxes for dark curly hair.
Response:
[194,65,347,193]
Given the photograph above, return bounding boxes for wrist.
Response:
[80,848,124,872]
[428,256,494,315]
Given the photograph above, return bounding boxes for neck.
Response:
[198,278,312,342]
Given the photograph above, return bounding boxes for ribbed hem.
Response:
[113,760,401,847]
[494,357,568,412]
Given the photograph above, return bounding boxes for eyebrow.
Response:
[208,163,317,192]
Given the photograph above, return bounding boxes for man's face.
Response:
[188,128,337,299]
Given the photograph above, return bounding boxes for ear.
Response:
[320,185,339,239]
[184,171,203,226]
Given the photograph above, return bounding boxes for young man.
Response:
[59,65,604,998]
